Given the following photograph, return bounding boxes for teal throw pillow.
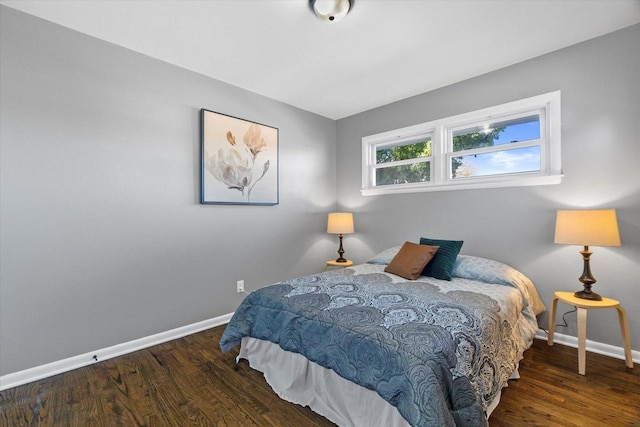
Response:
[419,238,464,280]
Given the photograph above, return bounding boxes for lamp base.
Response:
[573,246,602,301]
[574,289,602,301]
[334,233,347,264]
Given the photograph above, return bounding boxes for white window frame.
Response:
[361,91,562,195]
[371,132,433,188]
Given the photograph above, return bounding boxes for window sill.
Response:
[361,174,563,196]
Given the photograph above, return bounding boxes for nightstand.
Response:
[324,259,353,271]
[547,291,633,375]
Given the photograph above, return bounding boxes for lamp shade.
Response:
[327,213,354,234]
[554,209,621,247]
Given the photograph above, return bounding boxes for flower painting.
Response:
[201,109,278,205]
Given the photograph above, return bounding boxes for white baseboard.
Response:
[3,317,635,392]
[535,330,640,364]
[0,312,234,391]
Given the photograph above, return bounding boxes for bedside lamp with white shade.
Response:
[554,209,621,301]
[327,212,354,263]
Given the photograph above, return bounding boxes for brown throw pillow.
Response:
[384,241,439,280]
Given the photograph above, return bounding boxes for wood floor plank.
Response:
[491,338,640,426]
[1,326,637,426]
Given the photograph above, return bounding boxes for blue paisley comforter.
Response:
[220,256,542,427]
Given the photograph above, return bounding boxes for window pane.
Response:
[376,162,430,186]
[453,115,540,152]
[376,138,432,164]
[452,146,541,179]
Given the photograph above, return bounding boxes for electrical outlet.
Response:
[236,280,245,293]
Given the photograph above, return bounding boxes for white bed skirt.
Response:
[238,337,506,427]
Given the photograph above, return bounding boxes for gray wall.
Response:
[0,7,337,375]
[336,25,640,351]
[1,6,638,378]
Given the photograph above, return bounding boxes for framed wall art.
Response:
[201,109,279,205]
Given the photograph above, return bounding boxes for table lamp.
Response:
[554,209,621,301]
[327,213,354,262]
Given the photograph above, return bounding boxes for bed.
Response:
[220,242,545,427]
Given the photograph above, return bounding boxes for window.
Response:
[361,91,561,195]
[375,135,432,186]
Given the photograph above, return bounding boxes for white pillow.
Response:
[365,246,402,265]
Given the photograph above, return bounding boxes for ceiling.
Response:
[2,0,639,120]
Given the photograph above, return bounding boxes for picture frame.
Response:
[200,109,279,205]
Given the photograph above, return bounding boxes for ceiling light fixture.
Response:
[309,0,352,23]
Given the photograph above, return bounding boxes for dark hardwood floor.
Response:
[490,338,639,426]
[1,325,638,426]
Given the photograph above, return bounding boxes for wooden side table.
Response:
[324,259,353,271]
[547,291,633,375]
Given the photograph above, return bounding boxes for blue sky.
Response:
[454,119,541,178]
